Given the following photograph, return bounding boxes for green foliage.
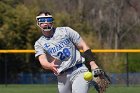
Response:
[128,53,140,72]
[0,1,39,49]
[0,1,40,79]
[54,12,71,27]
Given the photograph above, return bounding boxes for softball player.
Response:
[34,11,99,93]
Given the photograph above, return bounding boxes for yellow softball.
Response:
[83,71,93,81]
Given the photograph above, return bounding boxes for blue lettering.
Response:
[48,48,53,54]
[55,44,63,51]
[52,47,56,53]
[47,39,71,54]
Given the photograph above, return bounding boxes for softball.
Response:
[83,71,93,81]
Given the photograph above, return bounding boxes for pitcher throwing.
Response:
[34,10,110,93]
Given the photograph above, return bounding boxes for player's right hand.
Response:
[49,59,59,75]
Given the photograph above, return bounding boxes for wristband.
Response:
[84,49,96,62]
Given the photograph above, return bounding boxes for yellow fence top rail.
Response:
[0,50,35,53]
[0,49,140,53]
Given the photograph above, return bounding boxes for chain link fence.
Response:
[0,50,140,86]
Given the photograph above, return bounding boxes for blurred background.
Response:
[0,0,140,92]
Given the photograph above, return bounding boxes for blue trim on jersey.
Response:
[67,46,77,68]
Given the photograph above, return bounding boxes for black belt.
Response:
[60,63,83,74]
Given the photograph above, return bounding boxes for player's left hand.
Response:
[92,68,111,93]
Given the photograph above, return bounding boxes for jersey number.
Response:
[57,48,70,61]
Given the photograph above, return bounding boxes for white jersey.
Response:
[34,27,85,73]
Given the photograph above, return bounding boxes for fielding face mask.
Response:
[36,15,54,31]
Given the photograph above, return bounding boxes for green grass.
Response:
[0,84,57,93]
[0,84,140,93]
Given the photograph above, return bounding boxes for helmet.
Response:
[36,14,54,31]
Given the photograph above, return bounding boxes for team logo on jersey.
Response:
[44,43,50,48]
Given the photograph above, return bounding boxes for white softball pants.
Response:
[57,64,90,93]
